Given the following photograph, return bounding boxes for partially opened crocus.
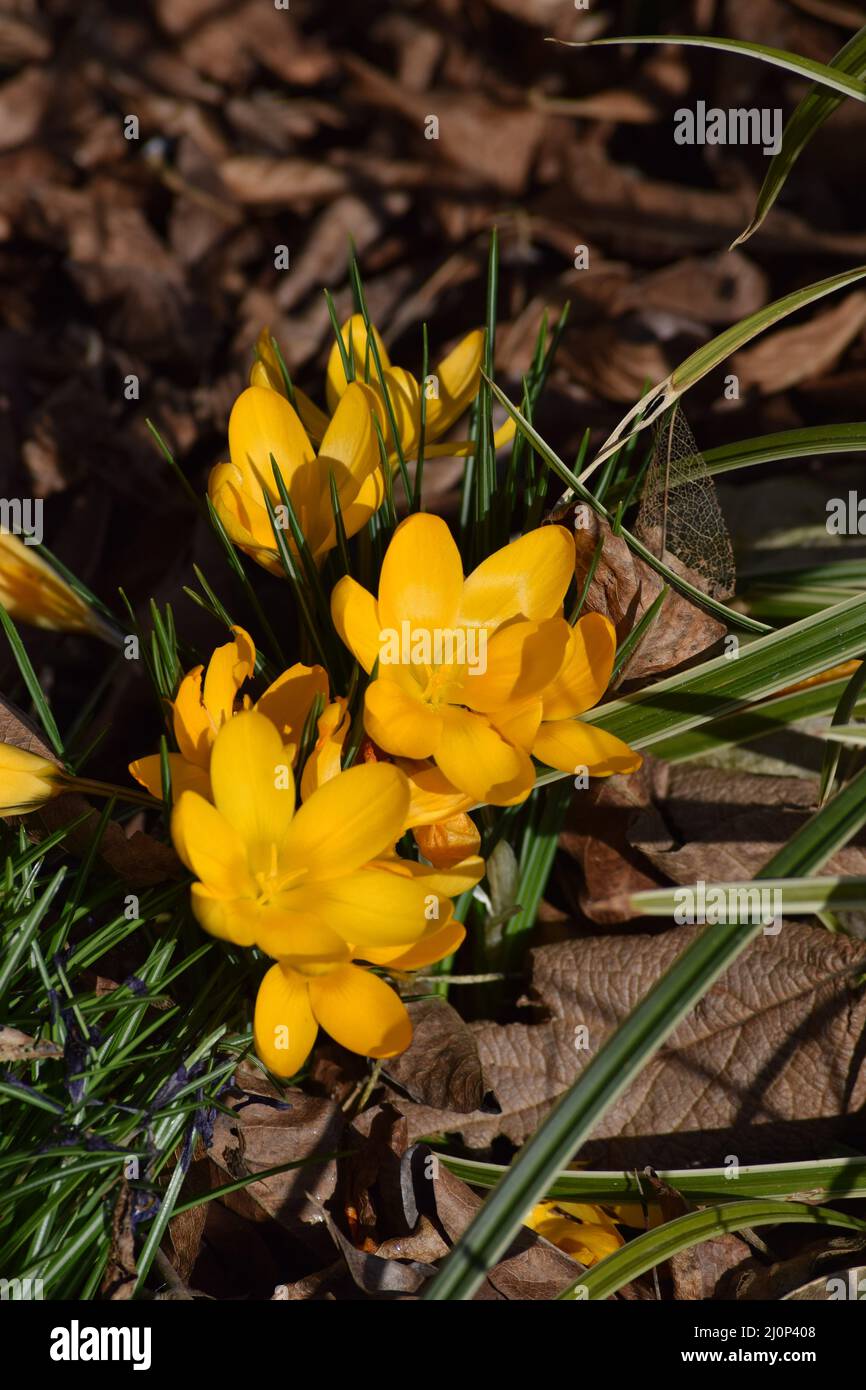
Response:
[208,378,384,573]
[331,513,640,805]
[130,626,332,802]
[172,711,460,1076]
[0,532,108,637]
[324,314,514,464]
[524,1201,624,1266]
[0,743,66,815]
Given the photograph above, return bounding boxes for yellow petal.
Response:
[436,707,535,805]
[255,663,329,747]
[489,696,543,752]
[129,753,211,801]
[543,613,616,719]
[365,678,443,759]
[190,883,259,946]
[326,314,391,413]
[379,850,485,897]
[380,367,421,457]
[228,385,315,504]
[0,532,104,635]
[208,463,282,574]
[308,963,412,1058]
[202,627,256,732]
[254,963,319,1077]
[286,867,430,947]
[400,759,474,826]
[251,908,353,967]
[361,916,466,970]
[331,575,380,673]
[311,381,384,554]
[171,791,255,897]
[210,710,295,859]
[460,525,574,629]
[461,618,568,713]
[378,512,464,635]
[0,742,63,814]
[533,719,642,777]
[171,666,210,766]
[299,699,350,800]
[492,417,516,450]
[425,329,483,439]
[281,761,409,880]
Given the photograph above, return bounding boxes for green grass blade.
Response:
[0,605,64,756]
[581,265,866,478]
[734,24,866,245]
[632,874,866,917]
[559,1200,866,1300]
[559,34,866,101]
[440,1153,866,1204]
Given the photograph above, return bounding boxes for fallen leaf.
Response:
[384,998,485,1113]
[393,923,866,1166]
[0,1025,62,1062]
[732,292,866,395]
[550,506,727,684]
[206,1063,342,1249]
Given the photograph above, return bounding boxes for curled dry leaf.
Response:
[384,998,485,1113]
[550,506,727,684]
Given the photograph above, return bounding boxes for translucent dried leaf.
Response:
[636,405,735,601]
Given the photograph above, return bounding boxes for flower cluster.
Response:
[0,305,641,1084]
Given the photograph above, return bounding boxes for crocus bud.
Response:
[0,532,108,636]
[0,743,65,815]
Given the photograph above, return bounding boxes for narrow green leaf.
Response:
[0,605,64,756]
[440,1153,866,1204]
[581,264,866,478]
[734,24,866,245]
[560,1200,866,1300]
[632,874,866,917]
[558,34,866,101]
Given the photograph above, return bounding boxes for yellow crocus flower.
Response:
[0,532,107,636]
[0,743,66,815]
[130,626,333,801]
[525,1200,624,1266]
[331,513,640,806]
[171,710,462,1075]
[208,378,385,574]
[254,317,514,464]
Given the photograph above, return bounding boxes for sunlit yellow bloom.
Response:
[332,513,640,805]
[129,627,332,802]
[208,378,384,573]
[250,328,330,444]
[324,314,514,463]
[525,1201,624,1266]
[172,711,458,1074]
[0,743,66,815]
[0,532,107,637]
